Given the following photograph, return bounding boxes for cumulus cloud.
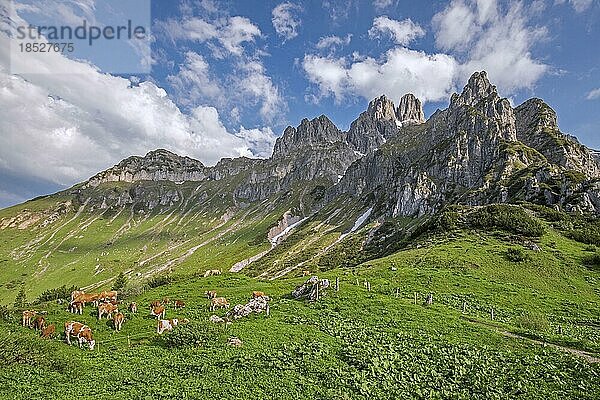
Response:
[0,15,276,195]
[167,51,224,107]
[159,15,261,57]
[368,16,425,45]
[303,48,458,103]
[316,34,352,50]
[271,2,303,41]
[586,88,600,100]
[432,0,547,92]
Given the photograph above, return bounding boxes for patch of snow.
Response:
[175,181,185,185]
[270,217,308,246]
[349,207,373,233]
[353,150,365,157]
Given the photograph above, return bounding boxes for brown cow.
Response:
[64,321,95,350]
[252,291,265,298]
[41,324,55,339]
[70,290,85,302]
[113,312,125,332]
[150,299,162,308]
[129,302,137,313]
[69,301,84,314]
[74,293,100,307]
[205,290,217,299]
[150,305,166,319]
[203,269,222,277]
[99,290,117,303]
[157,318,179,335]
[210,297,229,311]
[98,303,119,320]
[32,316,46,331]
[302,270,311,276]
[21,310,36,327]
[173,300,185,310]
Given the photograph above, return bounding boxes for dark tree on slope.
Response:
[13,287,27,309]
[112,272,127,291]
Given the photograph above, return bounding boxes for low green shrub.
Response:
[505,247,529,262]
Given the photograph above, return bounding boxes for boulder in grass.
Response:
[292,276,330,302]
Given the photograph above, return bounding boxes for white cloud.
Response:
[432,0,548,92]
[159,15,261,57]
[303,48,458,103]
[0,26,276,190]
[234,60,285,121]
[167,51,223,107]
[316,34,352,50]
[586,88,600,100]
[373,0,394,10]
[271,2,303,41]
[557,0,594,12]
[368,16,425,46]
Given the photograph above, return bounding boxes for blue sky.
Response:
[0,0,599,208]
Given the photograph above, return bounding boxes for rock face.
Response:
[81,71,600,217]
[397,93,425,125]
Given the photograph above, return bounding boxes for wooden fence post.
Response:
[395,288,399,298]
[127,335,131,347]
[490,308,494,321]
[367,282,371,292]
[462,301,467,314]
[414,292,417,305]
[335,277,339,292]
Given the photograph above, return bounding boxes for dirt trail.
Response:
[462,316,600,363]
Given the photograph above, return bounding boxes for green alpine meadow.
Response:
[2,71,600,399]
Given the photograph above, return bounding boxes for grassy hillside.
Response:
[1,212,600,398]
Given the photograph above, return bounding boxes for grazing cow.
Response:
[64,321,95,350]
[173,300,185,310]
[98,303,119,320]
[252,291,265,299]
[129,302,137,313]
[22,310,36,327]
[157,318,179,335]
[70,290,85,302]
[150,300,162,308]
[69,301,84,314]
[74,293,100,307]
[302,270,311,276]
[150,305,166,319]
[205,290,217,299]
[113,312,125,332]
[99,290,117,303]
[210,297,229,311]
[32,316,46,331]
[41,324,55,339]
[203,269,222,277]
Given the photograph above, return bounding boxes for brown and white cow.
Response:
[205,290,217,299]
[32,316,46,331]
[210,297,229,311]
[129,302,137,313]
[41,324,55,339]
[150,305,166,319]
[70,290,85,302]
[99,290,117,303]
[113,312,125,332]
[157,318,179,335]
[302,270,311,276]
[21,310,37,327]
[150,299,162,308]
[251,291,265,299]
[74,293,100,307]
[69,301,84,314]
[157,318,188,335]
[98,303,119,320]
[64,321,95,350]
[173,300,185,310]
[203,269,222,277]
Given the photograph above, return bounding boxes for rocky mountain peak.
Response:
[272,115,345,159]
[515,98,558,132]
[396,93,425,125]
[366,95,397,121]
[452,71,498,107]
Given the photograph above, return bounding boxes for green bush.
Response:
[35,284,78,304]
[161,321,225,348]
[582,252,600,271]
[514,312,550,333]
[465,205,545,237]
[147,274,174,288]
[505,247,529,262]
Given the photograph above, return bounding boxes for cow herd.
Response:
[19,286,270,351]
